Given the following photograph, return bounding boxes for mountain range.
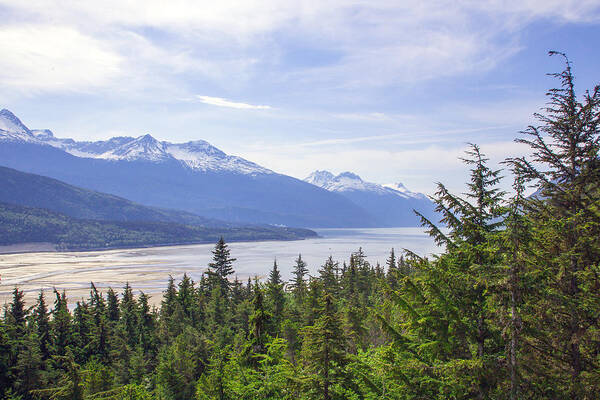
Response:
[304,171,436,227]
[0,109,436,228]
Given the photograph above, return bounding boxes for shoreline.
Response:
[0,235,318,256]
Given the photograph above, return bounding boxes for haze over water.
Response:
[0,227,439,305]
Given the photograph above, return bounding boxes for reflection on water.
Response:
[0,227,439,305]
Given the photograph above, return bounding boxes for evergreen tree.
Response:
[289,254,308,299]
[207,237,236,294]
[7,287,26,336]
[383,144,507,399]
[89,282,106,318]
[498,173,532,400]
[120,283,138,348]
[34,291,51,360]
[508,52,600,396]
[0,320,12,399]
[319,257,339,297]
[106,288,120,322]
[13,331,45,398]
[137,292,156,354]
[33,351,84,400]
[301,293,349,400]
[177,273,196,324]
[160,275,182,340]
[249,284,271,357]
[386,248,401,289]
[72,301,94,363]
[50,290,73,359]
[267,259,285,335]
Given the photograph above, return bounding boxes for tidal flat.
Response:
[0,227,439,306]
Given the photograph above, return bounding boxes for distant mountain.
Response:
[0,109,375,228]
[0,201,317,252]
[304,170,437,227]
[0,165,231,227]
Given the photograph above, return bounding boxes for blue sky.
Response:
[1,1,600,195]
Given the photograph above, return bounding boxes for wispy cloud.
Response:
[196,95,272,110]
[2,0,599,95]
[269,126,511,149]
[332,112,391,122]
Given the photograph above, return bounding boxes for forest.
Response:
[0,202,316,251]
[1,54,599,399]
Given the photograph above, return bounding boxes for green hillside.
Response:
[0,165,228,227]
[0,202,316,251]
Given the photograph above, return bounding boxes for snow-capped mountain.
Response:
[0,109,375,228]
[0,109,40,143]
[0,109,30,135]
[305,170,426,199]
[0,110,271,175]
[304,170,436,227]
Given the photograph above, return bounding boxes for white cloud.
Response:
[1,0,599,94]
[0,25,121,92]
[332,112,391,122]
[196,96,272,110]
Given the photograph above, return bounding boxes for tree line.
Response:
[1,52,599,399]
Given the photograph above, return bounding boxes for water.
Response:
[0,227,439,305]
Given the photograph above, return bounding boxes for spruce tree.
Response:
[120,283,138,348]
[289,254,309,299]
[267,260,285,335]
[207,237,237,294]
[249,284,271,357]
[34,291,50,360]
[319,256,339,297]
[106,288,120,322]
[508,52,600,396]
[177,273,196,323]
[137,292,156,353]
[0,320,12,398]
[50,290,73,358]
[499,173,531,400]
[301,293,348,400]
[7,287,26,336]
[386,144,507,399]
[72,301,94,363]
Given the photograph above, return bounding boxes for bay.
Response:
[0,227,439,305]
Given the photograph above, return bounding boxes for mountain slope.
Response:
[305,170,437,227]
[0,165,229,227]
[0,109,375,228]
[0,202,317,251]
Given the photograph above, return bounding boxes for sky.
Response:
[1,1,600,195]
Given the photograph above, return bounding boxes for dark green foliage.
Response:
[207,237,236,294]
[289,254,308,299]
[3,60,600,399]
[249,284,271,356]
[266,260,285,334]
[301,293,349,400]
[0,201,316,251]
[7,287,26,335]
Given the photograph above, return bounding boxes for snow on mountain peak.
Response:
[304,170,335,187]
[0,109,31,135]
[102,134,169,161]
[305,170,383,193]
[305,170,426,199]
[0,109,273,175]
[383,182,426,199]
[31,129,54,139]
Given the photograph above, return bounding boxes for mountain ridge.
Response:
[0,109,377,228]
[304,170,437,227]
